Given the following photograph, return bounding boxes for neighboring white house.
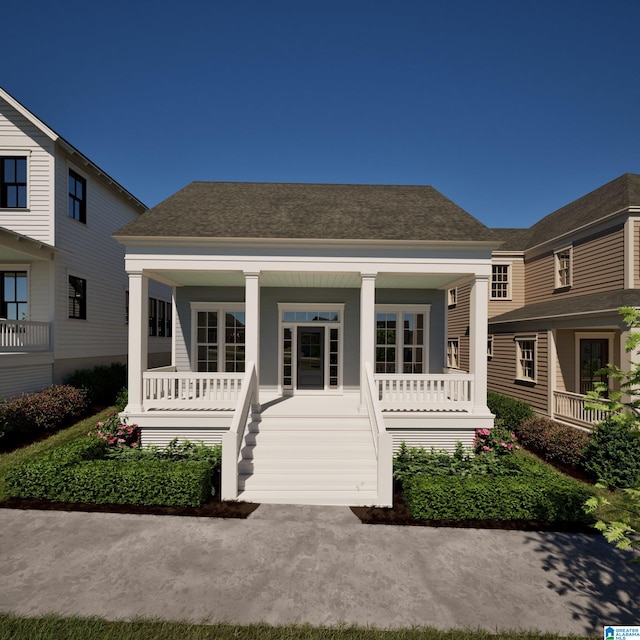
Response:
[0,87,171,399]
[115,181,498,506]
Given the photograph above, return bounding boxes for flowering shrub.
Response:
[89,412,139,448]
[474,424,519,456]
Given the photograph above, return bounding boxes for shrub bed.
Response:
[65,362,127,407]
[396,443,593,524]
[0,385,89,445]
[5,437,218,508]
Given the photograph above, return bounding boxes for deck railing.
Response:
[364,362,393,506]
[0,320,51,351]
[375,373,473,411]
[221,362,257,501]
[142,370,245,409]
[553,390,610,427]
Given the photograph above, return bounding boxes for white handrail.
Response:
[553,389,610,427]
[221,362,257,501]
[364,362,393,506]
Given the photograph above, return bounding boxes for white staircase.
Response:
[236,415,379,506]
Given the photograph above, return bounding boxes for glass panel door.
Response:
[297,327,325,389]
[579,339,609,394]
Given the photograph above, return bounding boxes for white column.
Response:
[548,329,557,419]
[360,273,377,408]
[244,271,260,411]
[126,272,148,413]
[469,275,489,413]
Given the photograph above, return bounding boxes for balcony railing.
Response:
[375,373,474,411]
[553,390,610,427]
[0,320,51,352]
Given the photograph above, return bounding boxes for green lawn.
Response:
[0,406,114,501]
[0,613,598,640]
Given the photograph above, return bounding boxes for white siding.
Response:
[141,428,226,448]
[0,361,53,398]
[389,428,476,452]
[0,97,54,244]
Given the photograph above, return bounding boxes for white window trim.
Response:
[490,262,512,301]
[277,302,345,394]
[375,304,431,374]
[190,302,245,373]
[515,334,537,383]
[574,332,615,394]
[448,287,457,307]
[0,149,31,211]
[554,245,573,289]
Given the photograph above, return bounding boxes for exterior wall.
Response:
[525,226,625,305]
[489,257,525,317]
[447,281,470,371]
[487,330,549,415]
[0,355,53,398]
[0,97,55,244]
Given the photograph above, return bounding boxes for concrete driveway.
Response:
[0,505,637,636]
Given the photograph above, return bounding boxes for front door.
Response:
[297,327,324,389]
[579,338,609,394]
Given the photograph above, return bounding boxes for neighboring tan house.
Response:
[0,87,171,399]
[115,181,498,506]
[448,173,640,429]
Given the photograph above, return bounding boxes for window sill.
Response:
[553,285,572,292]
[514,377,536,386]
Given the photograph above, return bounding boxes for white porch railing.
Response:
[0,320,51,351]
[375,373,474,411]
[553,390,610,427]
[221,362,257,501]
[364,362,393,506]
[142,369,245,409]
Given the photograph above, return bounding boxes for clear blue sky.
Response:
[3,0,640,228]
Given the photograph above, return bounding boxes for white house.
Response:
[116,182,497,506]
[0,87,171,398]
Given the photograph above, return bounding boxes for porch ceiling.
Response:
[148,269,462,290]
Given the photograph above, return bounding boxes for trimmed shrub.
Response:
[403,455,593,523]
[65,363,127,406]
[0,385,89,439]
[584,417,640,488]
[487,392,534,430]
[114,388,128,412]
[517,416,591,468]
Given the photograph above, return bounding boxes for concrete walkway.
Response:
[0,505,638,635]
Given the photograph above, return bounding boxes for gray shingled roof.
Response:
[491,174,640,252]
[489,289,640,324]
[114,182,496,242]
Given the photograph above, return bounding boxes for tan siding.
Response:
[526,227,625,305]
[489,258,525,317]
[555,329,574,393]
[447,282,470,371]
[487,331,549,415]
[0,98,54,244]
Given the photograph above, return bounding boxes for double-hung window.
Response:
[375,305,429,374]
[491,264,510,299]
[192,303,245,373]
[68,169,86,223]
[447,338,459,369]
[1,157,27,208]
[1,270,28,320]
[555,246,572,289]
[515,335,536,382]
[68,275,87,319]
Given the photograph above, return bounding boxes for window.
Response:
[447,338,459,369]
[515,335,536,382]
[487,335,494,359]
[192,304,245,372]
[149,298,172,337]
[1,271,28,320]
[68,169,86,223]
[68,276,86,319]
[448,288,457,307]
[375,306,428,374]
[1,157,27,208]
[491,264,510,299]
[555,246,572,288]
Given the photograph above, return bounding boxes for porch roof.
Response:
[489,289,640,325]
[114,182,496,243]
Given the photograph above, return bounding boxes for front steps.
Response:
[236,416,380,506]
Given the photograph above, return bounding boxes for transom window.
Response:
[515,335,536,382]
[1,270,28,320]
[555,247,572,288]
[491,264,510,299]
[68,169,86,223]
[375,305,429,374]
[282,310,340,323]
[1,157,27,208]
[192,304,245,373]
[68,275,87,319]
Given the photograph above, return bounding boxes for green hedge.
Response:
[487,392,534,430]
[403,455,593,523]
[5,438,214,507]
